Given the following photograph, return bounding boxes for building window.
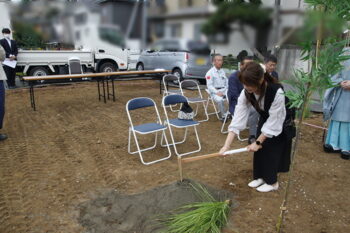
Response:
[179,0,193,8]
[170,24,182,38]
[75,31,81,40]
[154,22,165,38]
[193,23,202,41]
[74,13,87,25]
[208,32,229,44]
[156,0,165,6]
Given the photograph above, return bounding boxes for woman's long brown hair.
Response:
[238,62,279,112]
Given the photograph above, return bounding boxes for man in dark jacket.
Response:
[227,56,258,144]
[228,56,253,115]
[0,28,18,89]
[264,55,279,79]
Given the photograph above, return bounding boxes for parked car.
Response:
[136,39,212,82]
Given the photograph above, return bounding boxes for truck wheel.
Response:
[99,62,118,73]
[172,68,183,84]
[29,66,50,76]
[136,63,144,71]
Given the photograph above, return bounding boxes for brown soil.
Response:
[0,80,349,233]
[78,179,233,233]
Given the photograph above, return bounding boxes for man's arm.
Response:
[206,70,217,94]
[228,74,243,115]
[0,46,5,62]
[12,40,18,57]
[0,40,10,58]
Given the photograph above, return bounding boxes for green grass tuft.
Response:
[163,182,231,233]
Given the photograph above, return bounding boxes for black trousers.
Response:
[253,131,292,185]
[3,65,16,87]
[0,81,5,129]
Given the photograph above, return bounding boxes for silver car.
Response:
[136,39,212,82]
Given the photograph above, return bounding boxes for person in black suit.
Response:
[264,55,279,80]
[0,28,18,89]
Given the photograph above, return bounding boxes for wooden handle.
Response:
[182,153,220,163]
[181,147,248,164]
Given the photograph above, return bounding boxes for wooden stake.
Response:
[178,156,183,182]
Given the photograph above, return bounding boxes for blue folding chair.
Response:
[126,97,171,165]
[162,94,201,157]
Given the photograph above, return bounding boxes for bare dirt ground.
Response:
[0,80,349,233]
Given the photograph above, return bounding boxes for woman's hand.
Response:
[340,80,350,90]
[219,146,229,156]
[247,142,262,152]
[219,132,236,156]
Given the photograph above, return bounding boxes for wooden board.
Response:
[23,70,171,81]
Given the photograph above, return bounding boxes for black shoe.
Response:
[323,144,341,153]
[340,151,350,160]
[248,135,256,145]
[0,134,8,141]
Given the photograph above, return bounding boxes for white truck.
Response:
[1,1,140,76]
[16,49,125,76]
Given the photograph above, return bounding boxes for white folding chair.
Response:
[205,88,221,119]
[162,94,201,157]
[162,74,183,112]
[126,97,171,165]
[220,111,248,141]
[220,112,231,134]
[180,80,209,122]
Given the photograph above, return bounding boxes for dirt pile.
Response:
[78,179,234,233]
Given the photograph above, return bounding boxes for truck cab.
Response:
[71,8,128,72]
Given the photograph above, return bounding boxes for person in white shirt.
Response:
[0,45,7,141]
[206,54,228,121]
[219,62,293,193]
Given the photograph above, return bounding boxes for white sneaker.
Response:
[256,183,279,192]
[248,178,265,188]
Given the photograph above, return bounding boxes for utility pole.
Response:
[141,0,148,50]
[271,0,281,55]
[125,0,140,40]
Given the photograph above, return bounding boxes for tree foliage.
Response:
[202,0,271,35]
[12,21,45,49]
[304,0,350,21]
[277,0,350,232]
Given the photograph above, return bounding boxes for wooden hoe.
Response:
[177,147,248,181]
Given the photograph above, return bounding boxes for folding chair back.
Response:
[180,80,208,122]
[162,74,182,96]
[205,88,221,119]
[126,97,171,165]
[128,98,155,111]
[163,94,187,106]
[162,94,201,157]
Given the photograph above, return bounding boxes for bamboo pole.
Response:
[277,5,324,232]
[276,88,310,233]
